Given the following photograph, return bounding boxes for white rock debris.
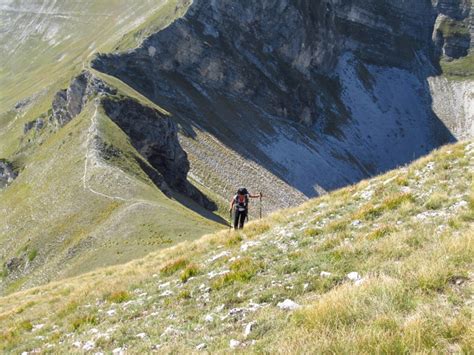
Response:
[230,339,241,349]
[347,272,362,282]
[82,341,96,351]
[277,299,301,311]
[196,343,207,350]
[208,251,231,263]
[112,347,125,355]
[244,321,257,338]
[32,324,45,331]
[320,271,332,278]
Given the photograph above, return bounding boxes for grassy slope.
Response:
[441,53,474,81]
[0,99,220,294]
[0,0,188,113]
[0,1,224,295]
[0,140,472,353]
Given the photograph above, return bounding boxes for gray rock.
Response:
[51,71,116,127]
[23,118,44,134]
[0,160,17,188]
[5,257,23,272]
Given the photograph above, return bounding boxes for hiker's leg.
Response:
[233,210,239,229]
[239,212,246,229]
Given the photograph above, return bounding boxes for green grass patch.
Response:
[441,54,474,80]
[212,257,263,290]
[304,228,323,237]
[382,193,414,210]
[180,263,200,283]
[18,320,33,332]
[225,232,243,247]
[27,249,38,262]
[326,219,348,233]
[71,314,98,331]
[367,225,395,241]
[425,193,448,210]
[105,290,132,304]
[160,257,189,276]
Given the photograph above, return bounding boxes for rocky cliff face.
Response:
[432,0,472,59]
[93,0,440,130]
[91,0,460,198]
[52,72,117,127]
[429,76,474,140]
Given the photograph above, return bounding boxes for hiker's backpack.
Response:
[234,192,249,212]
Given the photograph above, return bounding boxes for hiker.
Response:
[230,188,262,229]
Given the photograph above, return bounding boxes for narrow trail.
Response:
[81,100,158,212]
[82,100,127,202]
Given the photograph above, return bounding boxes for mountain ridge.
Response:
[0,0,473,295]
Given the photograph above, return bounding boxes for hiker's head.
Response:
[237,187,247,196]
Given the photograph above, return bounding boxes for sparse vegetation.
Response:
[27,249,38,262]
[104,290,131,304]
[441,53,474,80]
[180,263,200,283]
[425,192,448,210]
[0,139,472,354]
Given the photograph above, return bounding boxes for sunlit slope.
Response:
[0,141,471,353]
[0,99,220,295]
[0,0,188,112]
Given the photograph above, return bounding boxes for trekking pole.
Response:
[259,194,262,219]
[229,210,233,231]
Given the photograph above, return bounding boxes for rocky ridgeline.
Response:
[52,71,117,127]
[51,71,215,209]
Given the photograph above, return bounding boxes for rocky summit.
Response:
[0,0,473,352]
